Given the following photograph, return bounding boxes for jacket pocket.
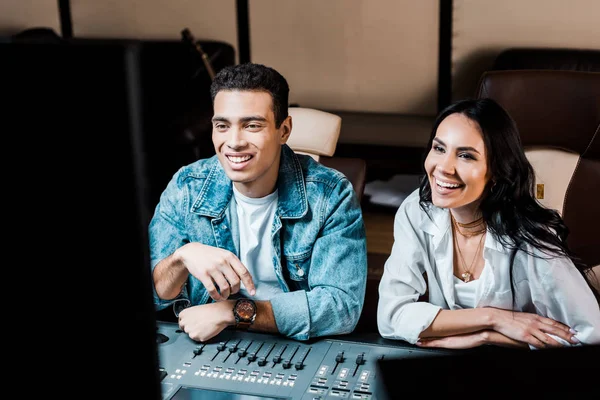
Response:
[284,250,311,290]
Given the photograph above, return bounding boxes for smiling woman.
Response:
[377,98,600,350]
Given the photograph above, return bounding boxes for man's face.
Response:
[212,90,291,198]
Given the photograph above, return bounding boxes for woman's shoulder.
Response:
[398,188,421,212]
[512,242,578,281]
[396,188,443,222]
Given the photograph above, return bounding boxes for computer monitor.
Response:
[376,344,600,399]
[2,41,161,399]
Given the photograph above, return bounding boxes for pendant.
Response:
[461,272,472,283]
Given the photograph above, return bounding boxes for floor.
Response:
[354,205,396,332]
[360,174,422,274]
[364,209,394,256]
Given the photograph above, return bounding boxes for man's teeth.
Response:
[436,179,460,188]
[228,155,252,163]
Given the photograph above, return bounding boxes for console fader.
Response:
[157,321,442,400]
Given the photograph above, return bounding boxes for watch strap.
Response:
[235,320,252,330]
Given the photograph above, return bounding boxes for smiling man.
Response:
[149,63,367,342]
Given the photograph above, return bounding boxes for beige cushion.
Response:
[525,147,580,216]
[287,107,341,161]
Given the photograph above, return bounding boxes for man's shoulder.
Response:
[297,154,347,187]
[173,156,220,183]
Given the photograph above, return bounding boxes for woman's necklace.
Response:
[452,215,486,282]
[453,215,487,238]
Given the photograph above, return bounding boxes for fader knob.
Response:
[355,354,365,365]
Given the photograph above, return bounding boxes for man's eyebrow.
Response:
[239,116,268,124]
[432,137,481,154]
[211,116,229,123]
[211,116,268,124]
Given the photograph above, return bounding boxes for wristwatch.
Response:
[233,299,257,330]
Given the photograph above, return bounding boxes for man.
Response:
[149,63,367,342]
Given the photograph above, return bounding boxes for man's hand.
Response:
[178,301,235,342]
[176,243,255,301]
[489,308,579,348]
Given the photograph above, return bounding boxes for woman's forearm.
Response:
[420,308,495,338]
[479,330,528,348]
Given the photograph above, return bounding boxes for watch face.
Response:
[236,300,256,320]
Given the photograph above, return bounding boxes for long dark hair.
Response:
[419,98,599,305]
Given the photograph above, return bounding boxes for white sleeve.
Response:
[531,255,600,346]
[377,197,443,344]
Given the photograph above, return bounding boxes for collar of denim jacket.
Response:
[191,144,308,219]
[275,144,308,219]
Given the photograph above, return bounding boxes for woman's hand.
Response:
[489,308,579,348]
[416,331,485,349]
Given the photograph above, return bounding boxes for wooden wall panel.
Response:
[452,0,600,101]
[70,0,238,60]
[249,0,440,116]
[0,0,60,36]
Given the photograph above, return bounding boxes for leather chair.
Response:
[492,47,600,73]
[287,107,367,201]
[476,69,600,282]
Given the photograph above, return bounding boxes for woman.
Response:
[377,98,600,349]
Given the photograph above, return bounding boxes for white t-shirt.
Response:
[453,276,480,309]
[232,185,283,300]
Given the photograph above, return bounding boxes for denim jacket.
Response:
[149,144,367,340]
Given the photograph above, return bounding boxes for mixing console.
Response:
[157,321,445,400]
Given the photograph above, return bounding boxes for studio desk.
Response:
[156,321,452,400]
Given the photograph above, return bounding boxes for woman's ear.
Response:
[490,180,497,194]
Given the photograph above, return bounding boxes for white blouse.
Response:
[377,189,600,346]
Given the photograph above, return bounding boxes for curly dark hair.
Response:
[210,63,289,128]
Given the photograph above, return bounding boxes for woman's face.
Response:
[424,113,490,217]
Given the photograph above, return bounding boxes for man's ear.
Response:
[279,115,292,144]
